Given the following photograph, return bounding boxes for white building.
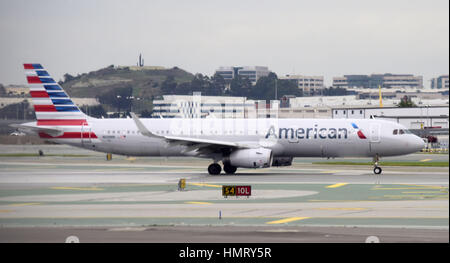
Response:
[382,74,423,89]
[431,75,449,90]
[279,75,324,96]
[332,106,449,129]
[333,74,423,90]
[152,94,256,118]
[285,95,448,110]
[214,66,270,84]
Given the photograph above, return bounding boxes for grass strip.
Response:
[313,161,449,167]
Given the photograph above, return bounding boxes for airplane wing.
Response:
[10,123,64,137]
[130,112,254,155]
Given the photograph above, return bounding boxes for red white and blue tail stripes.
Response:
[24,63,83,116]
[24,63,96,139]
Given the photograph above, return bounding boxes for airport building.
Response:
[151,94,256,118]
[214,66,270,84]
[332,105,449,128]
[333,74,423,90]
[332,105,449,149]
[279,75,324,96]
[431,75,449,89]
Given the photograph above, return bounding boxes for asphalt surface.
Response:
[0,145,448,243]
[0,226,448,243]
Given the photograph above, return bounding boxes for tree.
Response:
[161,76,177,95]
[397,95,416,107]
[210,73,226,96]
[175,82,192,95]
[249,73,278,101]
[228,75,252,97]
[322,87,347,96]
[140,109,153,118]
[63,73,75,82]
[97,86,133,114]
[276,79,302,98]
[0,84,6,96]
[0,100,34,120]
[190,74,211,95]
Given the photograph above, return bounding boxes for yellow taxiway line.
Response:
[326,183,348,188]
[188,183,222,188]
[184,201,212,205]
[266,217,310,225]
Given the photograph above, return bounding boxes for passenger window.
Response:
[393,129,398,135]
[399,129,405,135]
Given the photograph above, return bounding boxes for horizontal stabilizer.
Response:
[10,123,64,137]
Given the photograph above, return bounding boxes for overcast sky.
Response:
[0,0,448,86]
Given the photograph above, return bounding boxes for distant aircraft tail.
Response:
[23,63,89,124]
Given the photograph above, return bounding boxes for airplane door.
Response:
[81,123,91,146]
[369,123,381,153]
[369,123,381,143]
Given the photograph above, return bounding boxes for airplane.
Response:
[13,63,425,175]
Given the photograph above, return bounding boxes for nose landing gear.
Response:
[373,166,382,174]
[373,154,382,174]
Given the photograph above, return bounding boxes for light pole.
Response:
[275,78,278,100]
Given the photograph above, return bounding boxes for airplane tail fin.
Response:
[23,63,90,125]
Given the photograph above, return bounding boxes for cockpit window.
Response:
[393,128,412,135]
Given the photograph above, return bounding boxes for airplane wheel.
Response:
[223,163,237,175]
[208,163,222,175]
[373,167,382,175]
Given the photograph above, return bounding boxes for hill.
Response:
[61,65,195,99]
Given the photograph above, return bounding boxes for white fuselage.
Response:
[36,118,425,159]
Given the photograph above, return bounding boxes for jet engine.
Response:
[271,157,293,167]
[272,157,294,166]
[228,148,272,168]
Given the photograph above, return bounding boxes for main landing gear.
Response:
[373,154,382,175]
[208,163,221,175]
[207,163,237,175]
[223,163,237,175]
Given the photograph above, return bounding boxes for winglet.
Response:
[130,112,162,138]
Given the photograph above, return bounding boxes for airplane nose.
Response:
[411,136,426,153]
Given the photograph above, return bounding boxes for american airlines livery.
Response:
[14,64,425,175]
